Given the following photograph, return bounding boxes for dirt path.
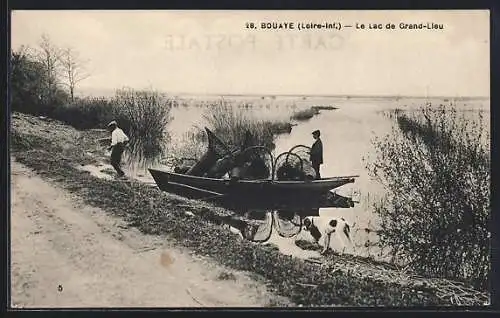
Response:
[10,160,288,308]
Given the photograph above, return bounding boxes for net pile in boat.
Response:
[206,128,234,159]
[203,129,274,179]
[235,146,273,180]
[275,145,315,181]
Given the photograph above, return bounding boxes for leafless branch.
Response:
[34,34,63,102]
[59,46,91,101]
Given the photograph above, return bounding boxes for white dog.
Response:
[302,216,355,255]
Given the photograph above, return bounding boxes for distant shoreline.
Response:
[77,88,489,101]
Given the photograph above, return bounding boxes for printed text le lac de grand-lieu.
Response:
[249,22,444,30]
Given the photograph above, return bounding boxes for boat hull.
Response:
[148,168,357,210]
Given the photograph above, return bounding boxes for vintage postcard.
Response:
[10,10,490,308]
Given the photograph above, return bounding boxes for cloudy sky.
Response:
[11,10,489,97]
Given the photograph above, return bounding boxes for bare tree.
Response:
[60,47,90,101]
[36,34,62,103]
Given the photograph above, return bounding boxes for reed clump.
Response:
[113,88,172,168]
[290,107,320,121]
[202,101,290,150]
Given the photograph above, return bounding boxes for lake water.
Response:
[141,95,490,261]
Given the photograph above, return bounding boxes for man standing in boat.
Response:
[107,120,129,178]
[310,130,323,179]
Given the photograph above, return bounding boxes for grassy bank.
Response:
[367,103,490,290]
[11,113,452,307]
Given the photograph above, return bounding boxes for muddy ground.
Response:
[11,161,289,307]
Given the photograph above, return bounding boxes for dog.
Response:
[302,216,354,255]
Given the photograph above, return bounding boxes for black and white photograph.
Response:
[9,10,490,307]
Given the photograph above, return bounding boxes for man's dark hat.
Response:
[312,130,320,135]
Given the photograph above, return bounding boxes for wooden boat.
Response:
[149,168,357,210]
[150,168,355,196]
[148,128,359,210]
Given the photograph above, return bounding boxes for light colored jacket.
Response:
[111,128,129,147]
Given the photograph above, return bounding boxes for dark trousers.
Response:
[312,162,321,179]
[111,143,125,176]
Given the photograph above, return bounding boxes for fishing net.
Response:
[235,146,273,180]
[198,129,274,179]
[288,145,311,160]
[187,128,234,176]
[242,212,274,243]
[274,145,315,181]
[205,155,234,178]
[272,211,302,238]
[207,128,235,159]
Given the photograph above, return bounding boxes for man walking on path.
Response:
[107,121,129,178]
[310,129,323,179]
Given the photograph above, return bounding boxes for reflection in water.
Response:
[243,211,303,243]
[240,211,368,260]
[162,96,490,261]
[243,212,273,243]
[273,211,302,238]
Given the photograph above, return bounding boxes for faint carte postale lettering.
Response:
[164,32,345,52]
[275,33,345,51]
[160,251,175,268]
[165,33,256,51]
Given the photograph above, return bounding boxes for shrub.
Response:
[366,103,490,290]
[10,48,69,115]
[10,50,45,114]
[113,88,172,167]
[49,97,116,129]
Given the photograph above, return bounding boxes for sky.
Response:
[11,10,490,97]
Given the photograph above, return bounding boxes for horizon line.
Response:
[78,88,489,100]
[170,92,490,99]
